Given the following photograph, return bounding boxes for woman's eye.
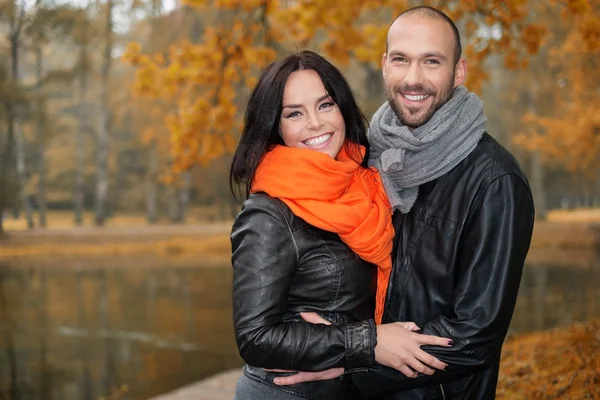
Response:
[285,111,301,118]
[320,102,334,109]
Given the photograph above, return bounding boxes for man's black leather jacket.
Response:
[352,133,535,399]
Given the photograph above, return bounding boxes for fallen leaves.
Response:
[498,319,600,399]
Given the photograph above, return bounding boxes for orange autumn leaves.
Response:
[123,0,598,175]
[122,11,276,172]
[498,319,600,399]
[514,0,600,178]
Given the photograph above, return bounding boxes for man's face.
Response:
[382,15,466,129]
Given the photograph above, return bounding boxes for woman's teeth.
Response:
[304,133,332,146]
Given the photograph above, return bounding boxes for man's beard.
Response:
[386,77,455,129]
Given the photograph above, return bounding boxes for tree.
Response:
[123,1,276,173]
[71,2,94,226]
[25,1,79,227]
[0,64,27,234]
[125,0,582,177]
[3,0,35,229]
[513,0,600,209]
[94,0,114,226]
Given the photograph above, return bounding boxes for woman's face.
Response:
[279,69,346,159]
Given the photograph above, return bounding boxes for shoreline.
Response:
[0,220,598,260]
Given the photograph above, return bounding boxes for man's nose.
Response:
[403,63,424,87]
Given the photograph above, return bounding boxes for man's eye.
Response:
[425,59,440,65]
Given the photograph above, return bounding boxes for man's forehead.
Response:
[387,14,455,52]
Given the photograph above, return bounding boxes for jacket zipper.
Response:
[439,384,446,400]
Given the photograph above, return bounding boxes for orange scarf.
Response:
[251,143,394,324]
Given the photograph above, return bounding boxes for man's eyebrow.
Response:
[387,51,447,60]
[423,52,447,59]
[282,94,331,109]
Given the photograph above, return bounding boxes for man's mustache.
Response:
[392,84,435,96]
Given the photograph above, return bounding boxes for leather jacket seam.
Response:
[250,193,300,264]
[464,172,529,231]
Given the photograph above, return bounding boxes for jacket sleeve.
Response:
[352,173,535,396]
[232,195,376,372]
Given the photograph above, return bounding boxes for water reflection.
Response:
[511,260,600,334]
[0,260,241,400]
[0,253,599,399]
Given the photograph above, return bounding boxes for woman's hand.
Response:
[375,322,452,377]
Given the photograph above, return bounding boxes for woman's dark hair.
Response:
[229,50,370,202]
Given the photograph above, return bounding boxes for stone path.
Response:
[150,369,242,400]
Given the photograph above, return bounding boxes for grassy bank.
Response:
[498,318,600,399]
[0,208,598,260]
[0,225,232,260]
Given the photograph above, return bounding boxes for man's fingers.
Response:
[416,349,448,371]
[397,365,418,378]
[300,312,332,325]
[406,358,436,376]
[273,368,344,385]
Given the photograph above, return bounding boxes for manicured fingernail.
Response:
[274,378,281,385]
[448,340,454,346]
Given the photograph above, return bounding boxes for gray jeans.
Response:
[234,367,308,400]
[234,365,359,400]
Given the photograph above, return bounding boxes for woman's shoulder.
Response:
[238,192,294,226]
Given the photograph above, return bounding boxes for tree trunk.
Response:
[145,0,162,225]
[528,80,547,220]
[0,123,11,235]
[74,20,90,226]
[94,0,113,226]
[530,152,547,219]
[11,20,34,229]
[178,170,192,221]
[145,145,158,224]
[35,43,47,228]
[168,184,181,222]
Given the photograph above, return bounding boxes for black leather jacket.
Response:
[231,193,377,399]
[352,134,535,399]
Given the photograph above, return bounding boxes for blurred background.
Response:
[0,0,598,399]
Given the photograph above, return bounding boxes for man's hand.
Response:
[273,368,345,385]
[375,323,452,378]
[272,312,344,385]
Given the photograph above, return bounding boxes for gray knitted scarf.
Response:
[369,86,486,213]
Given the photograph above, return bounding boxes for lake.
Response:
[1,251,599,399]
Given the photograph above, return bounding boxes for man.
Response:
[275,5,535,399]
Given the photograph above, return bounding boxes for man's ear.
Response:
[454,58,467,87]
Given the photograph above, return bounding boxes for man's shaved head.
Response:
[387,6,462,65]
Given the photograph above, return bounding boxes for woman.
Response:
[230,51,449,400]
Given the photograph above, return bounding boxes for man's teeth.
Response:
[304,133,332,146]
[403,94,429,101]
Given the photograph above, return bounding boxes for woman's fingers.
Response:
[397,321,421,331]
[417,333,454,347]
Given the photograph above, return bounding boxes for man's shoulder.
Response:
[467,132,528,182]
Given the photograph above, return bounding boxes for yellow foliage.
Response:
[125,0,593,174]
[513,1,599,178]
